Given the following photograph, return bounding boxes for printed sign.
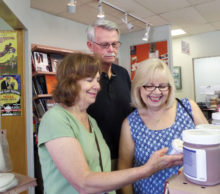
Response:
[0,31,17,74]
[0,75,21,116]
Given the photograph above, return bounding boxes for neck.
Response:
[61,103,87,115]
[141,105,167,116]
[102,62,112,78]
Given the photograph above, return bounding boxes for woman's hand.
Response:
[143,147,183,178]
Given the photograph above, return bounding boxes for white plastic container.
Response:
[212,112,220,125]
[196,124,220,130]
[182,129,220,186]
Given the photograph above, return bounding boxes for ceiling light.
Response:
[121,13,134,31]
[97,0,105,19]
[67,0,77,14]
[171,29,186,36]
[142,23,150,41]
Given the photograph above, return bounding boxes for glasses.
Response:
[143,84,170,92]
[92,41,121,49]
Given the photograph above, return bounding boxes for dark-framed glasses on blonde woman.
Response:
[143,84,170,92]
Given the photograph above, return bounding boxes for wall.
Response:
[172,30,220,100]
[120,25,173,73]
[29,9,89,52]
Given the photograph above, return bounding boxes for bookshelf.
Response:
[31,44,75,194]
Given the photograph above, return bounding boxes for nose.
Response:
[152,87,162,93]
[93,80,100,90]
[107,44,114,52]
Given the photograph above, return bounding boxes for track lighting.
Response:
[96,1,151,40]
[142,23,151,41]
[97,0,105,19]
[121,13,134,30]
[67,0,77,14]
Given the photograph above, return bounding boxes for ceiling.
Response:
[31,0,220,37]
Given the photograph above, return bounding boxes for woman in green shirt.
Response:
[38,53,183,194]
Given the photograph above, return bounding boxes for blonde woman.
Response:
[118,58,208,194]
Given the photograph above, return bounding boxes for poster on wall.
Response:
[130,41,168,80]
[181,40,190,55]
[0,31,17,75]
[0,75,21,116]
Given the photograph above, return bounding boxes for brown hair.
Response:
[53,53,101,106]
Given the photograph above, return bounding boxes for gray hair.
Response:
[86,19,120,41]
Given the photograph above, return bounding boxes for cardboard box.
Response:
[164,171,220,194]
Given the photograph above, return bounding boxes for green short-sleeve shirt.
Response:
[38,105,115,194]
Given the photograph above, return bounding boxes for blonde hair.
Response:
[131,58,175,109]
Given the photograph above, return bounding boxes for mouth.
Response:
[149,96,162,103]
[104,54,115,58]
[88,91,97,98]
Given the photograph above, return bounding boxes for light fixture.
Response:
[97,0,105,19]
[121,12,134,30]
[171,29,186,36]
[142,23,151,41]
[96,1,152,40]
[67,0,77,14]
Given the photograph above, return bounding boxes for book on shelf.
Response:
[32,81,38,97]
[45,75,57,94]
[31,54,36,73]
[33,99,46,118]
[33,76,44,95]
[49,53,64,72]
[37,75,48,94]
[33,51,51,72]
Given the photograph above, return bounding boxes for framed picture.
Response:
[173,66,182,90]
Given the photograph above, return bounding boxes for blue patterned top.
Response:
[128,98,195,194]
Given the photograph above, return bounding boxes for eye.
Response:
[159,85,167,89]
[100,43,109,48]
[85,77,93,82]
[143,85,154,89]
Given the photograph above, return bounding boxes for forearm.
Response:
[76,166,149,194]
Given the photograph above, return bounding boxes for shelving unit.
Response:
[31,44,75,194]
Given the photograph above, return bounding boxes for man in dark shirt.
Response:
[87,20,132,169]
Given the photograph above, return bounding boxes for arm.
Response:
[46,135,183,194]
[189,99,209,125]
[118,118,135,194]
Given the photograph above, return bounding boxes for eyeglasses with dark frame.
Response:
[143,84,170,92]
[92,41,121,49]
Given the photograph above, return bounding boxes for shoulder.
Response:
[178,98,191,107]
[112,64,129,76]
[180,98,197,107]
[41,105,65,122]
[187,98,200,110]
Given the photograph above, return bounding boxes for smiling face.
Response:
[140,71,170,110]
[76,72,100,108]
[87,27,120,64]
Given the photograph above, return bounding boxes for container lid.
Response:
[212,112,220,120]
[182,129,220,145]
[0,173,15,188]
[196,124,220,130]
